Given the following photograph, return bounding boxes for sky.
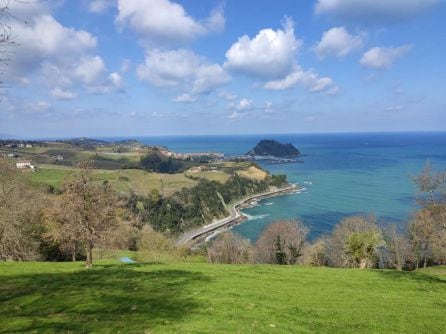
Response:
[0,0,445,138]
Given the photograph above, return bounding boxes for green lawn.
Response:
[1,261,445,333]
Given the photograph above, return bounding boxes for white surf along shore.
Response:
[176,183,302,247]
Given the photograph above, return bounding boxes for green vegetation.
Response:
[129,174,271,234]
[140,150,194,173]
[0,261,445,333]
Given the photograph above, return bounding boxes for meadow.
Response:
[1,259,445,333]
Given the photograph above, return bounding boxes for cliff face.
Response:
[247,140,300,157]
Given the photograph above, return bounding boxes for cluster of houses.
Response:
[158,148,224,160]
[188,166,220,173]
[0,140,34,148]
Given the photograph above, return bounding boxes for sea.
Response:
[106,132,446,241]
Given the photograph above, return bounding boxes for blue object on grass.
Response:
[120,257,136,264]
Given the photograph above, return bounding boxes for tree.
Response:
[382,224,412,270]
[327,215,383,269]
[46,161,117,268]
[0,159,42,260]
[0,0,23,89]
[255,220,308,265]
[207,231,253,264]
[409,164,446,268]
[409,208,446,269]
[303,237,329,266]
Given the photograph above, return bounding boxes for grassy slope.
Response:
[27,167,198,196]
[0,261,445,333]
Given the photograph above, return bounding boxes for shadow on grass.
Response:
[376,269,446,285]
[0,265,211,333]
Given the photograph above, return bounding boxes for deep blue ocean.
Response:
[106,132,446,240]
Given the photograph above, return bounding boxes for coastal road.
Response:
[176,184,298,247]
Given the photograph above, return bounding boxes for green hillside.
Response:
[1,261,445,333]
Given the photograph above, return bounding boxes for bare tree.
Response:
[44,197,83,262]
[255,220,308,265]
[0,0,23,89]
[382,224,412,270]
[0,158,42,260]
[409,208,446,269]
[207,231,253,264]
[327,215,383,269]
[46,161,117,268]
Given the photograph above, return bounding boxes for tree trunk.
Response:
[85,242,93,269]
[71,242,76,262]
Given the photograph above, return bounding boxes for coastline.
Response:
[176,183,300,247]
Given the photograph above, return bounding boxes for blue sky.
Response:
[1,0,445,138]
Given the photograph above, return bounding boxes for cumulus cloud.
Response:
[264,66,334,92]
[224,18,335,94]
[137,49,230,97]
[10,14,97,75]
[360,45,413,69]
[5,4,123,97]
[224,18,300,79]
[314,26,363,58]
[75,56,107,85]
[315,0,440,23]
[116,0,224,47]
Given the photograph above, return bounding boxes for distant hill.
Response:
[247,139,300,157]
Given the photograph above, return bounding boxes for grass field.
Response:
[1,260,445,333]
[27,167,198,196]
[27,162,257,196]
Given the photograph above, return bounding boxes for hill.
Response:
[1,261,445,333]
[247,139,300,157]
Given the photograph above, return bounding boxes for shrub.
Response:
[207,232,253,264]
[255,220,308,265]
[327,215,383,269]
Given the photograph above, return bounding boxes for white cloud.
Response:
[51,87,77,100]
[40,56,124,94]
[137,49,230,96]
[137,49,199,87]
[228,111,241,119]
[225,18,300,79]
[315,0,440,23]
[75,56,106,85]
[264,66,334,92]
[360,45,412,69]
[116,0,224,47]
[10,14,97,75]
[192,64,230,94]
[205,4,226,33]
[173,93,196,103]
[314,26,363,58]
[4,6,123,97]
[227,98,253,112]
[88,0,114,14]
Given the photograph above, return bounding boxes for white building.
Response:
[16,161,32,169]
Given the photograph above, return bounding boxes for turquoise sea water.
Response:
[113,132,446,240]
